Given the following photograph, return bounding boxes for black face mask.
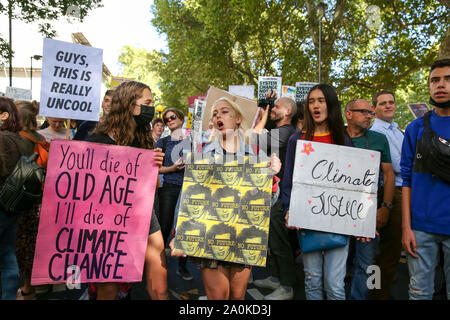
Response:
[134,104,155,128]
[429,97,450,109]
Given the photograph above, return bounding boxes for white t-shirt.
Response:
[38,127,74,142]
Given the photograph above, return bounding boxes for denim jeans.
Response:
[349,236,380,300]
[407,230,450,300]
[302,240,349,300]
[0,210,20,300]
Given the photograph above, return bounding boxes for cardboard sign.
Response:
[281,85,296,100]
[201,86,259,132]
[295,82,318,102]
[228,85,255,100]
[5,86,32,100]
[110,77,133,90]
[173,153,272,267]
[257,76,282,101]
[31,140,159,285]
[407,103,429,119]
[39,38,103,121]
[288,141,380,238]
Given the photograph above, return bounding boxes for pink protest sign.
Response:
[31,140,159,285]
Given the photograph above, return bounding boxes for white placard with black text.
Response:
[288,141,380,238]
[39,38,103,121]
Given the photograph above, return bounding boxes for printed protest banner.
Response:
[295,82,318,102]
[5,86,32,100]
[202,86,259,132]
[257,76,282,101]
[173,153,272,267]
[288,141,380,238]
[228,85,255,100]
[192,99,207,151]
[31,140,159,285]
[110,77,133,90]
[188,95,206,110]
[407,103,429,119]
[281,85,296,100]
[39,38,103,122]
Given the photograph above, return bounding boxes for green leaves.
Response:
[127,0,450,126]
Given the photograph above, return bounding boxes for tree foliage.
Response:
[0,0,103,63]
[127,1,449,128]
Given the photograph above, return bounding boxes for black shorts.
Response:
[149,209,161,235]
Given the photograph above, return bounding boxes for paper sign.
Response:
[228,85,255,100]
[39,38,103,121]
[281,85,296,100]
[288,141,380,238]
[192,99,207,151]
[202,86,259,132]
[257,76,282,101]
[407,103,429,119]
[5,86,32,100]
[173,153,272,267]
[31,140,159,285]
[295,82,318,102]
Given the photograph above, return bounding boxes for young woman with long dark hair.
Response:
[87,81,168,300]
[282,84,349,300]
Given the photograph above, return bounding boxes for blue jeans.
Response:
[0,210,20,300]
[302,240,349,300]
[407,230,450,300]
[349,236,380,300]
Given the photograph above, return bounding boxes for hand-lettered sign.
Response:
[31,140,159,285]
[288,141,380,238]
[39,38,103,121]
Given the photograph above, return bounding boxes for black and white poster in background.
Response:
[295,82,318,103]
[257,76,282,101]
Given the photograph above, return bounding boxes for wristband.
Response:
[381,202,393,209]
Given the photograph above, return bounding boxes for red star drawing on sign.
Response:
[301,142,315,156]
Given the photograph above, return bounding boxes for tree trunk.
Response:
[438,25,450,59]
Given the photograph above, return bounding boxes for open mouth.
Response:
[313,110,321,118]
[216,121,224,130]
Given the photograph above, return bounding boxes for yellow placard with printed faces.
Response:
[173,153,272,267]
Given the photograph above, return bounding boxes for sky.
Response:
[0,0,167,98]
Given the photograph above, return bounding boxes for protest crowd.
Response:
[0,56,449,302]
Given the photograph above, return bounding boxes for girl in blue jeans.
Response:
[282,84,350,300]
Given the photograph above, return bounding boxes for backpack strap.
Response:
[19,131,50,151]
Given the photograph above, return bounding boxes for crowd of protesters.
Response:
[0,58,449,301]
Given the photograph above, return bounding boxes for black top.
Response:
[73,120,98,141]
[87,133,140,148]
[253,124,297,180]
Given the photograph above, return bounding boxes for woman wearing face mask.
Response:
[86,81,168,300]
[282,84,351,300]
[170,97,281,300]
[0,97,34,300]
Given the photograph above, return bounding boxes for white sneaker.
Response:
[253,277,280,290]
[264,286,293,300]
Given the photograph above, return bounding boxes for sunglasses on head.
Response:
[164,114,178,123]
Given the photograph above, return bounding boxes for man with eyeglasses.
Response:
[344,99,395,300]
[369,90,405,300]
